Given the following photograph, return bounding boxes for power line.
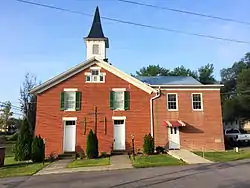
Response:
[117,0,250,26]
[14,0,250,45]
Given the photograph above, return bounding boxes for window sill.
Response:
[168,109,179,112]
[192,109,203,112]
[85,81,105,83]
[64,109,76,112]
[112,109,125,111]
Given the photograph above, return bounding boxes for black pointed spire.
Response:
[87,6,106,38]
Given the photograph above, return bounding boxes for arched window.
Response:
[92,44,99,54]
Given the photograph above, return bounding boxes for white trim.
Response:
[84,72,91,76]
[62,117,78,121]
[30,57,156,94]
[112,88,126,92]
[63,88,78,91]
[63,120,76,152]
[191,93,203,111]
[167,93,178,111]
[160,88,220,91]
[112,116,127,120]
[151,84,223,88]
[90,66,101,70]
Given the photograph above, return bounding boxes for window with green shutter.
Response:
[75,91,82,111]
[110,91,115,110]
[60,92,65,110]
[124,91,130,110]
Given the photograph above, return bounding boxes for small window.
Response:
[167,94,178,111]
[65,91,76,110]
[85,76,90,82]
[114,120,124,125]
[65,120,75,126]
[92,44,99,54]
[192,93,202,110]
[91,70,99,76]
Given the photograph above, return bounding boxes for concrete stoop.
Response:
[168,149,213,164]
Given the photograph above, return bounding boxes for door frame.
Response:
[168,126,180,149]
[63,117,77,152]
[112,116,126,150]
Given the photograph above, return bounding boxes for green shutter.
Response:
[60,92,65,110]
[124,91,130,110]
[110,91,115,110]
[75,91,82,111]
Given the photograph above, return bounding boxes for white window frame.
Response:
[63,88,78,111]
[192,93,203,111]
[167,93,178,111]
[112,88,126,111]
[85,68,106,83]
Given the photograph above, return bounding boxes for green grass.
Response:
[131,154,186,168]
[67,157,110,168]
[194,150,250,162]
[0,157,49,178]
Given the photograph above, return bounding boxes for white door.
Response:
[113,120,126,150]
[168,127,180,149]
[64,120,76,152]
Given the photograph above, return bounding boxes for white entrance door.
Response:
[64,120,76,152]
[113,119,126,150]
[168,127,180,149]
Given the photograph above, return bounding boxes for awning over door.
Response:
[163,120,186,127]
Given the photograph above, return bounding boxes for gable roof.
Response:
[137,76,202,85]
[30,57,156,94]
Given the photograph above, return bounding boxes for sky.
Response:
[1,0,250,108]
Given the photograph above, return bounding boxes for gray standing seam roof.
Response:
[136,76,202,85]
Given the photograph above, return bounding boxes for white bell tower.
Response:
[84,7,109,60]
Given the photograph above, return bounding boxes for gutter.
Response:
[150,87,161,137]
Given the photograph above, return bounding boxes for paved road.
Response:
[1,159,250,188]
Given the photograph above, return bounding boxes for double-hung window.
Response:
[167,93,178,111]
[110,89,130,110]
[192,93,203,110]
[60,89,82,111]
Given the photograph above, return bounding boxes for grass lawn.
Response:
[0,141,49,178]
[131,154,186,168]
[194,150,250,162]
[67,157,110,168]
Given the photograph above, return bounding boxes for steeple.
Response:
[84,7,109,60]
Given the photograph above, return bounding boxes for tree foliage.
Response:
[134,63,216,84]
[86,130,98,159]
[31,135,45,162]
[14,117,32,161]
[20,73,38,136]
[0,101,13,132]
[143,133,154,155]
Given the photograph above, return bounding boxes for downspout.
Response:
[150,87,161,137]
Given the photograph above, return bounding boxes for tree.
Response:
[0,101,13,132]
[170,65,198,79]
[31,135,45,162]
[143,134,154,155]
[135,65,170,76]
[86,130,98,159]
[14,117,32,161]
[198,63,216,84]
[20,73,38,136]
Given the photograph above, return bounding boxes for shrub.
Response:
[31,135,45,162]
[156,146,165,154]
[14,118,32,161]
[86,130,98,158]
[7,132,18,141]
[143,133,154,155]
[100,152,109,158]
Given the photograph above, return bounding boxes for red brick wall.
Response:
[153,90,225,151]
[35,63,152,157]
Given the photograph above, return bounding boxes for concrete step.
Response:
[58,152,76,159]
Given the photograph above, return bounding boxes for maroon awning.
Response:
[163,120,186,127]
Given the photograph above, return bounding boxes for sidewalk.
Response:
[35,155,133,175]
[168,149,213,164]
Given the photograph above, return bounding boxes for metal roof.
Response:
[136,76,202,85]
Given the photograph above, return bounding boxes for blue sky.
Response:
[1,0,250,107]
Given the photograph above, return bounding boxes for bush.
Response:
[14,118,32,161]
[143,133,154,155]
[86,130,98,159]
[31,135,45,162]
[156,146,165,154]
[7,132,18,141]
[100,152,110,158]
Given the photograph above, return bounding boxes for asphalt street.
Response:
[1,159,250,188]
